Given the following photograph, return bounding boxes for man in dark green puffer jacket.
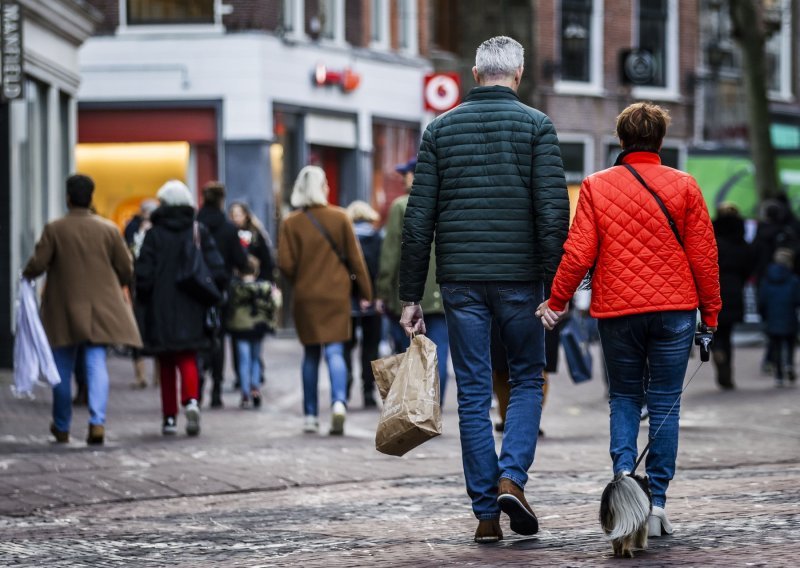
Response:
[398,36,569,544]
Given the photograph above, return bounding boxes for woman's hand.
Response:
[535,300,569,330]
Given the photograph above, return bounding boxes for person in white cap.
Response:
[134,180,227,436]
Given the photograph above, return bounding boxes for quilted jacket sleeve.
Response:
[399,125,438,302]
[684,177,721,327]
[549,178,599,312]
[532,116,570,279]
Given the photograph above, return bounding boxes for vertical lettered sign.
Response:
[1,0,24,101]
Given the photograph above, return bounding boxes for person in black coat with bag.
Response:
[196,181,248,407]
[135,180,227,436]
[713,203,756,390]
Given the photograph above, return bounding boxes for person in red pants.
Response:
[134,180,227,436]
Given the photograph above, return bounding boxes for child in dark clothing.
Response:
[758,247,800,387]
[226,256,281,407]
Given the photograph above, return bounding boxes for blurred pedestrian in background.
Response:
[278,165,372,436]
[399,36,569,543]
[376,157,450,401]
[226,256,278,408]
[197,181,248,408]
[758,247,800,388]
[126,198,159,389]
[344,200,383,408]
[134,180,227,436]
[23,174,142,445]
[539,102,720,537]
[713,203,755,390]
[228,201,276,391]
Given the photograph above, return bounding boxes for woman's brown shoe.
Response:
[474,518,503,543]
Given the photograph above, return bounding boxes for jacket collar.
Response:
[464,85,520,102]
[614,150,662,167]
[67,208,92,216]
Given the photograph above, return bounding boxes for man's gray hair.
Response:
[475,36,524,79]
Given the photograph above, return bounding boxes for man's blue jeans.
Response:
[52,344,109,431]
[235,338,263,397]
[441,281,545,520]
[302,343,348,416]
[598,310,695,509]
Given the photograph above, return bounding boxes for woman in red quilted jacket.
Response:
[537,103,721,537]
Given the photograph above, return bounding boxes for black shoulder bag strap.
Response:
[622,163,684,249]
[303,209,357,283]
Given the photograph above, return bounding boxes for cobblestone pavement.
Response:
[0,337,798,566]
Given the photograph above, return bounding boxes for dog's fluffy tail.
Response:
[601,474,651,541]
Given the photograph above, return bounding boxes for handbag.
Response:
[175,221,222,307]
[578,163,685,290]
[303,210,359,295]
[560,315,593,384]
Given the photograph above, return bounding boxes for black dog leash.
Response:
[631,329,713,474]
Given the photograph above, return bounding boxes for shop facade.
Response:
[0,0,98,367]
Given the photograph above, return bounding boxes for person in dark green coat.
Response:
[398,36,569,544]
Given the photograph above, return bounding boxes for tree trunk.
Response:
[728,0,781,202]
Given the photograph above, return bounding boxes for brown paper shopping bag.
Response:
[372,334,442,456]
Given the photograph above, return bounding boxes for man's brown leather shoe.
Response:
[497,477,539,535]
[86,424,104,445]
[50,423,69,444]
[474,518,503,543]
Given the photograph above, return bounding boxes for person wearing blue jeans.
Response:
[302,342,348,434]
[598,311,695,510]
[440,281,546,520]
[235,339,263,408]
[52,344,110,435]
[23,174,143,445]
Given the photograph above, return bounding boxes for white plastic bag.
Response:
[12,278,60,398]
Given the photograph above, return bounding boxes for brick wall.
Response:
[224,0,281,32]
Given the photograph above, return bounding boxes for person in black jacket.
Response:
[398,36,569,543]
[713,204,756,390]
[344,200,384,408]
[196,181,248,407]
[135,180,227,436]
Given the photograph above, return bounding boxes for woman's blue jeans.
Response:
[441,281,545,520]
[598,310,695,509]
[302,342,348,416]
[51,344,109,431]
[235,338,262,396]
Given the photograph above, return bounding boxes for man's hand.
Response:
[535,300,569,330]
[400,303,426,337]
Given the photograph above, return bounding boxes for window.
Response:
[320,0,336,40]
[638,0,668,87]
[397,0,418,55]
[560,0,592,82]
[126,0,214,25]
[559,138,594,185]
[556,0,603,94]
[633,0,679,98]
[371,0,389,48]
[764,0,792,100]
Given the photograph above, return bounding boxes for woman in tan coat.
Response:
[278,166,372,435]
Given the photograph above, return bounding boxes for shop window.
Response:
[126,0,215,25]
[372,120,420,224]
